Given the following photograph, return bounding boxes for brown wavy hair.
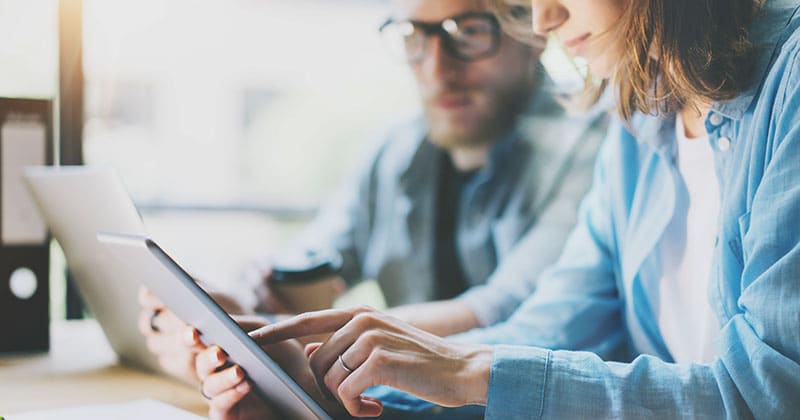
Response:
[489,0,763,120]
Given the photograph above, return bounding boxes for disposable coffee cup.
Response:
[270,249,343,313]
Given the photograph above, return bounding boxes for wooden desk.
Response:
[0,319,208,416]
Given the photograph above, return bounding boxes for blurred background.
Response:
[1,0,420,319]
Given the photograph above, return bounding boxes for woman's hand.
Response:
[196,328,344,419]
[138,287,206,384]
[138,286,271,385]
[250,306,493,418]
[196,346,279,420]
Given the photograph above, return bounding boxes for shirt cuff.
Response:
[486,345,551,420]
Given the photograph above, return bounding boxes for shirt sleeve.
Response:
[456,124,602,327]
[484,46,800,418]
[453,130,625,360]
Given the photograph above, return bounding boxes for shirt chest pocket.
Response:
[491,218,523,260]
[737,210,752,263]
[721,209,751,274]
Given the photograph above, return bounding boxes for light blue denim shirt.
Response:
[447,2,800,418]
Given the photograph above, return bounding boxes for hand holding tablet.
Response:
[97,233,341,420]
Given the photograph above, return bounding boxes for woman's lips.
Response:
[562,33,591,56]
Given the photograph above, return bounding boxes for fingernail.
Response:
[212,347,224,364]
[184,328,198,345]
[236,382,250,393]
[229,366,243,381]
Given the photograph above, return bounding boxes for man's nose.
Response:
[418,35,461,83]
[530,0,567,36]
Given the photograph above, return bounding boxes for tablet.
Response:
[97,232,333,420]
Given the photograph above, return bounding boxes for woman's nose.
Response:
[530,0,568,36]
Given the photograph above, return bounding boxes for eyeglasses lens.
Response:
[380,14,498,63]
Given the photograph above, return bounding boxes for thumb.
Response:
[304,342,322,358]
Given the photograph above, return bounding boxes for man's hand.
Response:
[248,261,292,314]
[249,259,346,314]
[250,306,493,418]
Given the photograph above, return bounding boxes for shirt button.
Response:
[709,113,724,126]
[717,136,731,152]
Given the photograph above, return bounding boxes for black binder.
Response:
[0,98,53,354]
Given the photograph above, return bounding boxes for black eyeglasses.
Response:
[378,12,501,64]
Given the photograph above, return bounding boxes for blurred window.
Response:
[0,0,58,99]
[83,0,418,208]
[81,0,419,298]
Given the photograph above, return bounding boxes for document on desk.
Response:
[4,399,204,420]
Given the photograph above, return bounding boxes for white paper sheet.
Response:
[4,399,205,420]
[1,119,48,245]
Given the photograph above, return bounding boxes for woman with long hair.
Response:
[202,0,800,417]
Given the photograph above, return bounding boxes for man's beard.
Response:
[423,89,526,150]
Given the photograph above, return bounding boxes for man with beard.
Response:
[138,0,608,390]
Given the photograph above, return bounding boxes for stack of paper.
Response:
[4,399,204,420]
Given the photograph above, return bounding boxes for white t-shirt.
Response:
[657,115,721,364]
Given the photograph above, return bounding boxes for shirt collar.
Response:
[714,1,800,120]
[630,2,799,151]
[629,112,678,159]
[475,125,520,183]
[400,122,521,192]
